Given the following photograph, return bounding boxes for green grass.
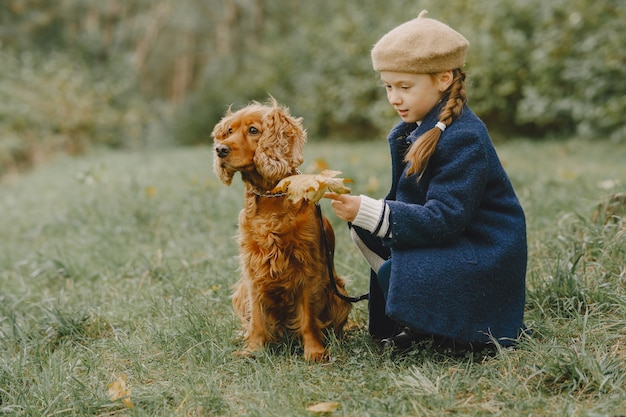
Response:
[1,139,625,416]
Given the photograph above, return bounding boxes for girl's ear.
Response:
[436,70,454,92]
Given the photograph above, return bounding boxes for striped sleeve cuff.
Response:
[352,195,392,238]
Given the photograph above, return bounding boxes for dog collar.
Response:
[250,188,288,198]
[248,169,302,198]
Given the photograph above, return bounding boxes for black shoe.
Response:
[380,327,420,351]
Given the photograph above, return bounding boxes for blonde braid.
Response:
[404,69,467,178]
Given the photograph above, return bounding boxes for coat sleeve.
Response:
[386,129,489,248]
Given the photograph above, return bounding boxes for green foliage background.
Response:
[1,0,625,167]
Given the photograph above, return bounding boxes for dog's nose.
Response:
[215,144,231,159]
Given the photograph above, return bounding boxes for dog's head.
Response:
[212,98,306,187]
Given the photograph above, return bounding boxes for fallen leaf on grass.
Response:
[145,185,158,198]
[273,170,351,203]
[108,375,133,408]
[306,401,340,413]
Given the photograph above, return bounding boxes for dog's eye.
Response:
[248,126,259,135]
[228,127,233,135]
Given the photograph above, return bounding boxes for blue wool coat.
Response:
[363,103,527,346]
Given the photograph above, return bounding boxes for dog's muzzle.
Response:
[215,144,231,159]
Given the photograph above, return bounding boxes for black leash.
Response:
[315,203,369,303]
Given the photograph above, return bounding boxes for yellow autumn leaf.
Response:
[145,185,157,197]
[273,170,351,203]
[559,169,577,181]
[108,375,133,409]
[305,158,330,173]
[306,401,340,413]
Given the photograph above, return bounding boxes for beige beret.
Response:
[371,10,469,74]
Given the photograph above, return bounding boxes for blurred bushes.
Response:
[464,0,626,141]
[1,0,625,173]
[0,50,148,176]
[172,0,626,144]
[0,0,157,175]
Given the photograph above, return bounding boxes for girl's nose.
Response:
[388,89,401,105]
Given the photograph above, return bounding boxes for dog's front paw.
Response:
[233,339,265,359]
[304,346,330,363]
[233,348,261,359]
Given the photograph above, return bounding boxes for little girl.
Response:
[325,11,527,351]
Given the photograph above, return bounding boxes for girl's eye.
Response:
[248,126,259,135]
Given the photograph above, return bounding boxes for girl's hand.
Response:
[324,192,361,222]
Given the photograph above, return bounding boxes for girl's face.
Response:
[380,71,451,123]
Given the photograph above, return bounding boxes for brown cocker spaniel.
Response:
[212,98,351,361]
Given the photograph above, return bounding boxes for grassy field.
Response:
[1,139,625,416]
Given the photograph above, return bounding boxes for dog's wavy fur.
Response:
[212,98,351,361]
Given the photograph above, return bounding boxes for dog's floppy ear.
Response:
[212,109,235,185]
[253,100,306,182]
